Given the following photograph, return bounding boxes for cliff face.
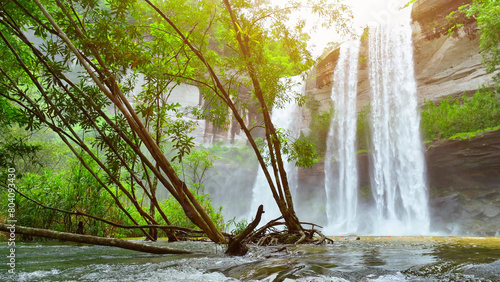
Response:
[300,0,500,235]
[306,0,496,110]
[411,0,495,102]
[426,129,500,235]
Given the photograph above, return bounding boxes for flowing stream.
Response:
[324,40,361,235]
[367,20,430,235]
[3,238,499,281]
[248,77,303,224]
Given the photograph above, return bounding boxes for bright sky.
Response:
[300,0,414,57]
[350,0,412,26]
[270,0,414,57]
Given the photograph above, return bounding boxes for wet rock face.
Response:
[425,129,500,235]
[426,130,500,190]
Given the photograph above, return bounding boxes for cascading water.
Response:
[367,19,430,235]
[248,77,303,224]
[324,40,361,234]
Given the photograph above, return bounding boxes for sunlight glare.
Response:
[348,0,413,26]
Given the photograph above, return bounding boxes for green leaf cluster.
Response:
[1,160,124,238]
[304,98,333,154]
[171,148,219,194]
[463,0,500,89]
[421,87,500,141]
[154,191,225,232]
[225,217,248,235]
[356,104,370,151]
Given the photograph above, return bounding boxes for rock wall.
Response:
[411,0,496,102]
[426,129,500,235]
[305,0,496,112]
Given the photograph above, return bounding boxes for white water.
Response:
[324,40,361,235]
[367,20,430,235]
[248,77,303,224]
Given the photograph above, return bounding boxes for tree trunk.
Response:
[148,204,158,241]
[225,205,264,256]
[0,224,190,254]
[222,0,303,233]
[32,0,227,244]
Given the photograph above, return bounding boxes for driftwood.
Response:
[0,224,191,254]
[244,217,334,247]
[225,204,264,256]
[225,204,332,255]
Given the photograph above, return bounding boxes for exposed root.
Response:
[225,205,265,256]
[314,229,334,245]
[269,237,279,246]
[295,230,307,244]
[257,234,271,246]
[242,218,334,247]
[224,207,333,255]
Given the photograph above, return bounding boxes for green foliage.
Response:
[225,217,248,235]
[0,134,42,177]
[0,150,225,238]
[402,0,417,9]
[448,125,500,140]
[444,8,467,36]
[0,97,27,128]
[255,124,319,168]
[156,191,225,231]
[306,99,333,154]
[172,148,219,194]
[168,121,196,163]
[288,134,319,168]
[0,159,127,238]
[356,104,371,151]
[360,27,369,43]
[0,126,72,181]
[421,88,500,141]
[464,0,500,90]
[208,142,257,169]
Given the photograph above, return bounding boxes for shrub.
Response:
[421,87,500,140]
[308,108,333,154]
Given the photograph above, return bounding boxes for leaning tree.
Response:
[141,0,350,236]
[0,0,350,253]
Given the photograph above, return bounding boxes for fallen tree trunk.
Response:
[0,224,191,254]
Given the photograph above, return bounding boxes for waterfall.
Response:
[367,20,430,235]
[248,77,303,224]
[324,40,361,234]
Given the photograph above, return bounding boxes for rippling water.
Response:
[1,237,499,281]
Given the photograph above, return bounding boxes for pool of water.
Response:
[1,237,499,281]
